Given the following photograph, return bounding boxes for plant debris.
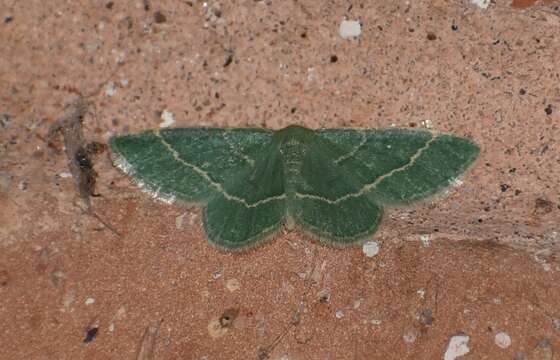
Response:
[47,97,120,237]
[47,98,96,207]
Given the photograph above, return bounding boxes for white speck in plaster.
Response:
[85,297,95,305]
[452,178,464,187]
[307,67,317,82]
[421,119,433,128]
[105,82,117,97]
[420,234,431,247]
[339,20,362,39]
[159,109,176,128]
[444,334,470,360]
[211,269,223,280]
[113,50,126,64]
[362,241,380,257]
[494,332,512,349]
[471,0,490,9]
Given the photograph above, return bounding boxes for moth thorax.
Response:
[280,139,307,194]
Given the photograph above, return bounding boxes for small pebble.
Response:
[211,269,223,280]
[83,326,99,343]
[495,331,512,349]
[471,0,490,9]
[59,172,72,178]
[420,234,431,247]
[159,109,175,128]
[553,318,560,331]
[335,309,344,319]
[18,180,28,191]
[85,297,95,305]
[421,119,433,128]
[452,178,464,187]
[444,333,470,360]
[339,20,361,39]
[0,113,11,128]
[362,241,379,257]
[104,82,117,97]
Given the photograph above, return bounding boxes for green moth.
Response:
[110,125,479,250]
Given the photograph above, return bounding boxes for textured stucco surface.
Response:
[1,1,559,359]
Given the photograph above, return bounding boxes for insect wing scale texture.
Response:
[111,127,479,249]
[110,128,287,249]
[288,132,384,245]
[204,137,287,249]
[317,129,479,204]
